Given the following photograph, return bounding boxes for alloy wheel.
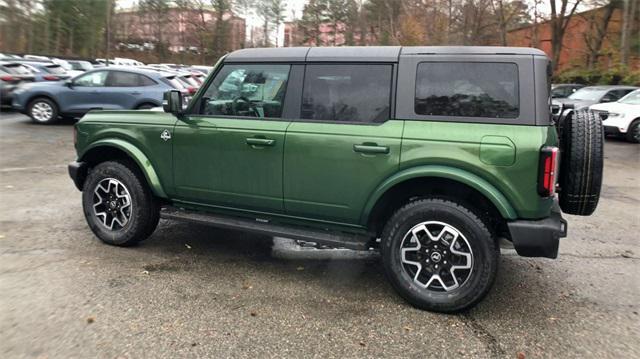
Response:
[31,102,53,122]
[92,178,132,230]
[400,221,473,291]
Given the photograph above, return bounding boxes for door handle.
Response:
[131,91,142,95]
[353,144,389,154]
[246,137,275,147]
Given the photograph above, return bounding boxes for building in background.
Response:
[114,8,246,55]
[508,6,639,71]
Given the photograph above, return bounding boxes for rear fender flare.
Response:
[360,165,518,224]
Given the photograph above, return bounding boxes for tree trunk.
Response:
[586,2,615,69]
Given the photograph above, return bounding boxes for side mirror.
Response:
[65,79,73,88]
[163,90,183,114]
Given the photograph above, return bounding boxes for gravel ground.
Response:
[1,112,638,358]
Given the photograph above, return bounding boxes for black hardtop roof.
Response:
[225,46,547,63]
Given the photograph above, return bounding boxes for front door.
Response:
[60,70,109,114]
[173,63,292,213]
[283,64,403,224]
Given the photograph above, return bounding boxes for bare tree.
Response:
[549,0,583,71]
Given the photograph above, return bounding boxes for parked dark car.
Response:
[551,83,584,99]
[11,67,186,123]
[0,63,35,107]
[551,85,638,124]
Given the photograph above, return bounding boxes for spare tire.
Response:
[558,109,603,216]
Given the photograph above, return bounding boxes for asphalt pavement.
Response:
[0,111,638,358]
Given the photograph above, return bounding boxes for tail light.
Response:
[43,75,59,81]
[0,75,16,81]
[538,146,559,197]
[187,86,197,95]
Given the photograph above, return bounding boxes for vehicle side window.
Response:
[200,64,290,119]
[301,64,392,123]
[415,62,519,119]
[137,74,157,86]
[73,71,108,87]
[612,89,633,100]
[107,71,150,87]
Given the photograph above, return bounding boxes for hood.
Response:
[553,98,596,110]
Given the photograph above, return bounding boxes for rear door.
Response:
[283,63,402,224]
[104,71,155,109]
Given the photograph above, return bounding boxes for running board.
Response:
[160,206,371,250]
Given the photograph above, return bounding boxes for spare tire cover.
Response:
[558,109,603,216]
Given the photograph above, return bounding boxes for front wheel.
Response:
[381,198,499,313]
[28,97,59,124]
[626,119,640,143]
[82,160,160,246]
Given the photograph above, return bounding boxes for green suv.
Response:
[68,47,603,312]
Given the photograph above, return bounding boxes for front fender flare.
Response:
[360,165,518,224]
[79,138,168,198]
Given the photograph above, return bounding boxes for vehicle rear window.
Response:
[302,64,392,123]
[44,65,67,75]
[415,62,519,119]
[3,63,32,75]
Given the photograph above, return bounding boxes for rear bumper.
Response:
[68,161,88,191]
[507,204,567,259]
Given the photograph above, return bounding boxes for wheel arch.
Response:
[361,166,517,235]
[134,100,160,109]
[79,139,168,199]
[27,93,59,110]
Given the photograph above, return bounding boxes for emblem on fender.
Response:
[160,129,171,141]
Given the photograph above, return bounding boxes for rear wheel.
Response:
[626,119,640,143]
[28,97,58,124]
[82,160,159,246]
[381,198,499,313]
[558,109,603,215]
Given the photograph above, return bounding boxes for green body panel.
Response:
[284,120,403,223]
[75,110,178,198]
[399,121,555,219]
[172,116,289,212]
[361,165,518,222]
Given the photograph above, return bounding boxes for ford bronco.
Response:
[68,47,603,312]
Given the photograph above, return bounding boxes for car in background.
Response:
[12,60,71,82]
[189,65,213,74]
[67,60,94,72]
[1,68,35,107]
[590,89,640,143]
[551,83,584,99]
[11,67,187,124]
[551,85,638,125]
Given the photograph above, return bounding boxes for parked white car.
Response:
[590,89,640,143]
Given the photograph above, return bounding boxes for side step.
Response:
[160,206,371,250]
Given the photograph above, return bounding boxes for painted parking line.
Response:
[0,164,67,172]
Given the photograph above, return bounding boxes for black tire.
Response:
[82,160,159,246]
[136,103,156,110]
[28,97,59,124]
[626,119,640,143]
[381,198,499,313]
[558,109,603,216]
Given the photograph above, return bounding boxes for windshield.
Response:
[568,88,607,101]
[618,90,640,105]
